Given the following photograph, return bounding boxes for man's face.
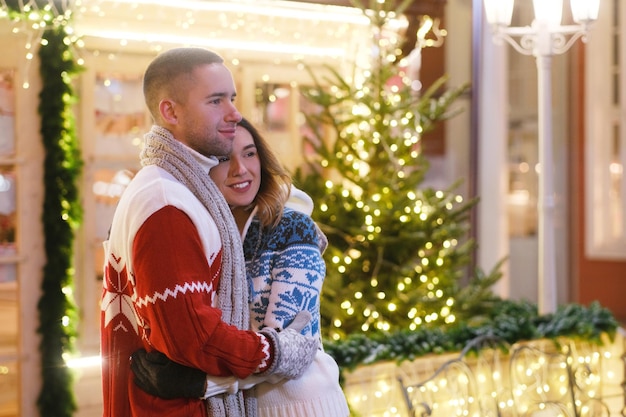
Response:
[170,63,242,158]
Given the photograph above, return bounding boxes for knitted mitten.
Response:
[259,311,319,380]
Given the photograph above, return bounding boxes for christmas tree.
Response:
[295,0,502,341]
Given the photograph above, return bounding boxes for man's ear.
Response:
[159,99,177,124]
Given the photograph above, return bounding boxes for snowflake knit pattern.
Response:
[244,208,325,335]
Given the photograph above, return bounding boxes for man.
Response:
[100,47,317,417]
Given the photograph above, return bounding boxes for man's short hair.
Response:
[143,47,224,121]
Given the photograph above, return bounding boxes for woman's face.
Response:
[209,125,261,209]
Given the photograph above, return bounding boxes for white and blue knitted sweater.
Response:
[243,207,326,336]
[242,206,349,417]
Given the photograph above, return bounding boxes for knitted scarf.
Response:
[141,125,257,417]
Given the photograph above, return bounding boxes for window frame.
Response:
[584,0,626,260]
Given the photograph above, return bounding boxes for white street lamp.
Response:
[483,0,600,315]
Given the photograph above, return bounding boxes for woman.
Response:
[132,118,349,416]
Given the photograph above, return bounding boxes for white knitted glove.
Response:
[204,368,282,396]
[259,311,319,380]
[236,373,281,390]
[201,376,239,398]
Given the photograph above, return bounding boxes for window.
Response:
[585,0,626,259]
[76,56,150,351]
[0,67,18,416]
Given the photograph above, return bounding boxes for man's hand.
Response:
[130,349,206,399]
[130,310,318,399]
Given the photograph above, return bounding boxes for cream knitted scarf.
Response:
[141,125,257,417]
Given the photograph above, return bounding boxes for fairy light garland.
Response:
[341,336,621,417]
[1,1,83,416]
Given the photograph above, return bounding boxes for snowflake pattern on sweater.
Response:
[244,208,325,336]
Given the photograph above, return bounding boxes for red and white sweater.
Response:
[100,164,266,417]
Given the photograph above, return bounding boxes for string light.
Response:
[1,0,83,89]
[341,337,621,417]
[67,0,399,64]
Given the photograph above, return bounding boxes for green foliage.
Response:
[2,2,83,415]
[294,0,496,340]
[36,22,82,417]
[324,300,619,377]
[535,301,620,343]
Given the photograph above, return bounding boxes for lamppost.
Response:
[482,0,600,314]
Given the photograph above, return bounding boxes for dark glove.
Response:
[260,311,319,380]
[130,349,206,399]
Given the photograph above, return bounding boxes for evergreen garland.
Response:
[36,21,82,416]
[324,300,619,377]
[3,2,83,415]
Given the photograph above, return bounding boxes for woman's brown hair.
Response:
[238,118,291,228]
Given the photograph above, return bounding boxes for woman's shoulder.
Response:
[278,208,321,234]
[267,208,320,246]
[282,207,315,223]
